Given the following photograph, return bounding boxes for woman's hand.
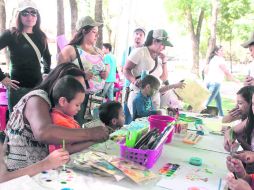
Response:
[228,107,242,120]
[224,128,238,152]
[90,125,109,143]
[173,81,185,89]
[244,76,254,86]
[84,71,94,80]
[227,177,252,190]
[43,149,70,170]
[226,156,246,178]
[234,151,254,164]
[159,52,169,63]
[1,77,20,90]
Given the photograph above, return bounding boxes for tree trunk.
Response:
[186,7,204,77]
[0,0,6,33]
[57,0,65,53]
[95,0,103,49]
[205,0,219,66]
[69,0,78,37]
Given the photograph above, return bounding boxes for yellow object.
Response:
[174,80,209,112]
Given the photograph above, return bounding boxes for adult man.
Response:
[121,27,145,124]
[242,32,254,86]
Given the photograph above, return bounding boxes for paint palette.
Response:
[36,169,76,189]
[159,163,180,177]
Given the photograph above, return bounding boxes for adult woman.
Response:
[4,63,108,171]
[222,86,254,123]
[0,0,51,112]
[57,16,108,125]
[204,45,238,116]
[123,29,184,116]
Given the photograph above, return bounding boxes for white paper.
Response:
[0,175,46,190]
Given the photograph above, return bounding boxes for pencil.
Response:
[62,139,66,171]
[218,178,222,190]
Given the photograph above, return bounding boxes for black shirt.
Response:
[0,30,51,88]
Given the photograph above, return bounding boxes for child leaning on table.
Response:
[132,75,162,120]
[0,143,69,183]
[49,76,95,154]
[99,101,125,133]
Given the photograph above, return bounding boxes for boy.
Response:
[132,75,161,120]
[102,43,117,101]
[50,76,95,153]
[99,101,125,133]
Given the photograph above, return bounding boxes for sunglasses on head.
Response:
[20,10,37,17]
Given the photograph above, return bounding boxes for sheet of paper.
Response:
[0,175,46,190]
[175,80,209,112]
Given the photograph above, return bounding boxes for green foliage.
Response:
[164,0,211,29]
[217,0,252,42]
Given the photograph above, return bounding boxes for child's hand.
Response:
[44,149,69,170]
[227,177,252,190]
[234,151,254,164]
[226,156,246,178]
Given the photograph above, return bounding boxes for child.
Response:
[132,75,161,120]
[0,143,69,183]
[99,101,125,133]
[102,43,117,101]
[50,76,95,153]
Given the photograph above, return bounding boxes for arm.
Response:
[66,141,95,154]
[0,149,69,183]
[42,44,51,74]
[24,96,109,144]
[222,107,242,123]
[57,45,76,64]
[123,60,137,84]
[159,82,185,93]
[220,64,239,82]
[160,62,168,82]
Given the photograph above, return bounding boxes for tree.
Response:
[57,0,65,52]
[164,0,210,77]
[217,0,252,70]
[205,0,219,66]
[95,0,103,49]
[0,0,6,33]
[69,0,78,37]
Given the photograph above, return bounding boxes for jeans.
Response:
[206,82,224,116]
[102,82,114,101]
[8,87,31,113]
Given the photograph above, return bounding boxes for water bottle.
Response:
[141,70,148,80]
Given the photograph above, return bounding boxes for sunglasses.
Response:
[21,10,37,17]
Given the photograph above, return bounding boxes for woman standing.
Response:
[204,45,238,116]
[123,29,184,117]
[58,16,108,125]
[0,0,51,112]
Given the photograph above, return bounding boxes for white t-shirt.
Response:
[205,55,226,84]
[128,46,163,80]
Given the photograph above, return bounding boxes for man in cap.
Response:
[242,32,254,86]
[121,27,146,124]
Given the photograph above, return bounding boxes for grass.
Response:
[210,96,235,115]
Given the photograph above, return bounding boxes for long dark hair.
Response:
[69,25,94,46]
[245,93,254,144]
[208,45,222,63]
[34,63,86,106]
[11,10,47,47]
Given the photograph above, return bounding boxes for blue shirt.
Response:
[104,53,117,82]
[121,47,133,88]
[132,91,157,120]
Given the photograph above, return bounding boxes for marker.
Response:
[62,139,66,171]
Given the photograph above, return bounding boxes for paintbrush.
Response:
[62,139,66,171]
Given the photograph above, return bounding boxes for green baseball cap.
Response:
[242,32,254,48]
[76,16,103,31]
[152,29,173,47]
